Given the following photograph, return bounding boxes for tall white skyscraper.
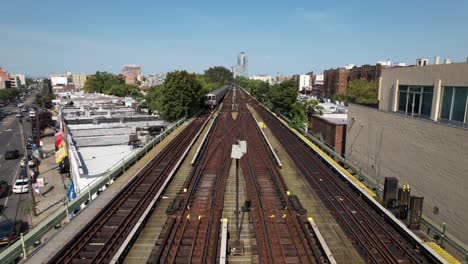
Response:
[232,52,248,78]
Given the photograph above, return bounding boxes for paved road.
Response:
[0,96,34,224]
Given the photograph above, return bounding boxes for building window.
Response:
[398,85,433,118]
[439,87,468,127]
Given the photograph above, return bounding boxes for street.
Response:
[0,95,34,224]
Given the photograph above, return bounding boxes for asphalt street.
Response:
[0,96,34,224]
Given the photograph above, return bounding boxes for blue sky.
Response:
[1,0,467,77]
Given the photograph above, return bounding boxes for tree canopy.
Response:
[153,71,204,121]
[269,79,298,115]
[236,77,270,103]
[204,66,233,85]
[0,89,21,101]
[84,71,141,98]
[84,71,123,93]
[334,78,378,105]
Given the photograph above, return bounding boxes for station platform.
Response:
[25,121,190,263]
[250,108,364,264]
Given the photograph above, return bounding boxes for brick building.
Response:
[122,64,141,85]
[0,67,10,81]
[348,64,384,83]
[323,68,349,98]
[324,63,388,98]
[308,113,347,156]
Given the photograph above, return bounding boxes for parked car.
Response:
[12,179,29,194]
[15,112,23,118]
[0,220,25,246]
[4,150,20,160]
[0,181,9,198]
[20,158,36,168]
[26,138,34,149]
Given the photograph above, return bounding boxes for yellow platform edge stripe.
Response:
[425,242,461,264]
[275,113,379,200]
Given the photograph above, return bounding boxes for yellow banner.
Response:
[55,141,68,163]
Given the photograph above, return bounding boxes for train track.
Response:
[149,88,327,263]
[48,114,209,263]
[148,89,247,263]
[239,101,324,263]
[149,104,236,263]
[250,91,439,264]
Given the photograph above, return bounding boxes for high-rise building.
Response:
[122,64,141,85]
[232,52,248,78]
[238,52,248,69]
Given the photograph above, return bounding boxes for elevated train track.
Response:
[248,88,443,264]
[43,85,446,264]
[149,87,326,263]
[48,113,211,263]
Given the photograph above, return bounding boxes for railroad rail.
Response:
[148,89,246,263]
[149,88,329,263]
[249,88,443,264]
[47,114,210,263]
[241,112,325,263]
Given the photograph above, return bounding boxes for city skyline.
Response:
[1,0,467,76]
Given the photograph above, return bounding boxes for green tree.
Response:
[204,66,233,85]
[269,79,298,114]
[346,79,378,104]
[145,84,164,114]
[0,89,21,100]
[332,92,348,104]
[35,84,55,109]
[84,71,124,94]
[290,102,307,129]
[157,71,204,121]
[196,74,217,95]
[21,198,37,227]
[303,100,323,116]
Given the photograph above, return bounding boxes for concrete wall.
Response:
[346,103,468,244]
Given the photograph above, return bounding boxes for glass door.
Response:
[412,93,421,117]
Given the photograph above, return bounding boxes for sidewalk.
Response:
[21,127,67,227]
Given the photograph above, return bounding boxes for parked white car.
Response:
[12,179,29,194]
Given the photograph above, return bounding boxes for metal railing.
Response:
[0,117,187,263]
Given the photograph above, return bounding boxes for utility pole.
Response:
[230,141,247,255]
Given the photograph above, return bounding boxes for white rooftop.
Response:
[74,145,137,191]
